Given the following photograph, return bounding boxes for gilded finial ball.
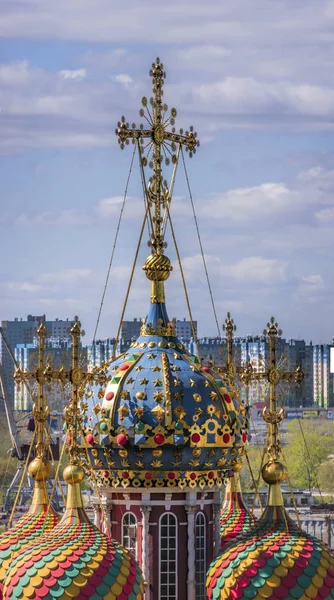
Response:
[262,460,287,484]
[143,254,172,281]
[63,464,85,485]
[28,457,52,481]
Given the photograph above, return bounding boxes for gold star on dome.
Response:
[217,458,226,467]
[136,460,144,468]
[118,404,129,417]
[209,391,218,401]
[173,376,181,387]
[121,459,130,467]
[135,449,144,458]
[204,461,213,468]
[120,390,130,399]
[152,365,161,372]
[154,391,164,403]
[204,379,211,388]
[189,378,196,387]
[152,405,165,419]
[190,365,196,372]
[139,378,149,385]
[147,353,157,359]
[173,391,183,401]
[172,459,182,467]
[153,379,162,387]
[171,365,181,372]
[173,353,181,360]
[151,459,163,468]
[189,458,200,468]
[195,407,203,417]
[135,365,144,372]
[126,377,135,384]
[134,406,145,418]
[174,405,186,419]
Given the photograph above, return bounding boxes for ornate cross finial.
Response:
[260,317,303,467]
[14,321,52,462]
[116,57,199,255]
[223,312,237,379]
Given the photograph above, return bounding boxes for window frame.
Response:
[159,511,178,600]
[195,511,206,600]
[121,511,138,559]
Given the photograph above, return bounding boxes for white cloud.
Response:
[59,68,87,80]
[38,269,92,284]
[223,256,286,285]
[113,74,133,87]
[315,207,334,223]
[15,209,91,227]
[5,281,41,292]
[201,183,300,224]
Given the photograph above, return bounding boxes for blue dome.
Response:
[83,298,249,490]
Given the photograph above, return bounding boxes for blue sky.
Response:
[1,0,334,342]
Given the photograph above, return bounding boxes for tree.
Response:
[284,420,334,491]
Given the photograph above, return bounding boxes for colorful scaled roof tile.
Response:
[208,490,334,600]
[220,471,256,550]
[3,464,144,600]
[0,467,58,597]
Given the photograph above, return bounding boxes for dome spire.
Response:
[0,323,58,596]
[116,57,200,308]
[3,316,144,600]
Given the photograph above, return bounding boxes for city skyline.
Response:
[2,1,334,342]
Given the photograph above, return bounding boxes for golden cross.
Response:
[116,57,199,254]
[14,322,53,461]
[259,317,304,461]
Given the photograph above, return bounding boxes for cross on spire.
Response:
[116,57,199,254]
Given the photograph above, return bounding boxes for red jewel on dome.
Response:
[202,366,210,372]
[224,394,232,403]
[105,391,114,401]
[190,472,197,480]
[208,471,215,479]
[119,363,129,371]
[86,434,94,445]
[154,434,165,445]
[122,472,130,479]
[116,433,128,446]
[168,472,176,480]
[223,433,230,443]
[145,472,152,480]
[67,435,72,443]
[191,433,201,443]
[103,471,109,479]
[242,432,247,442]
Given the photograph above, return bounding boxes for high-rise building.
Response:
[0,315,73,409]
[120,317,197,342]
[313,343,334,408]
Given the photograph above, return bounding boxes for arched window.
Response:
[122,512,137,558]
[159,512,177,600]
[195,512,206,600]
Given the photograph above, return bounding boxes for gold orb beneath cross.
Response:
[262,460,287,484]
[143,254,172,282]
[28,457,52,482]
[63,464,85,485]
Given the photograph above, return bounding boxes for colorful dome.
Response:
[207,480,334,600]
[0,458,58,597]
[3,464,144,600]
[220,470,256,550]
[84,280,249,490]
